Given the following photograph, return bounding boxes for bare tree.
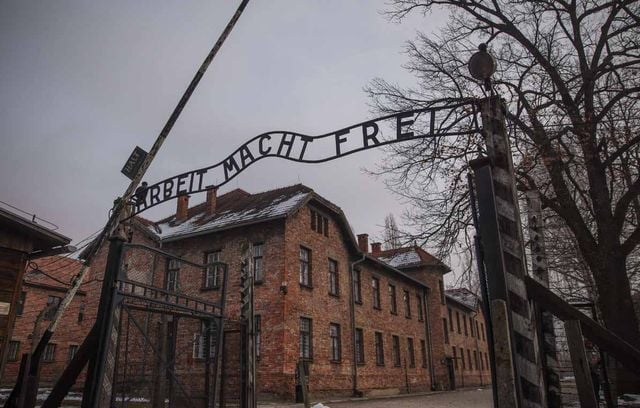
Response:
[382,213,403,250]
[367,0,640,373]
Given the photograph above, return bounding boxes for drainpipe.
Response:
[422,287,437,390]
[349,254,366,397]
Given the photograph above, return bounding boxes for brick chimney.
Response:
[206,188,217,215]
[176,194,189,221]
[357,234,369,253]
[371,242,382,257]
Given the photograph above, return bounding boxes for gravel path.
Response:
[259,388,493,408]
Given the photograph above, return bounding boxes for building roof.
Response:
[0,206,71,252]
[24,255,84,293]
[152,184,313,242]
[445,288,480,311]
[377,246,451,272]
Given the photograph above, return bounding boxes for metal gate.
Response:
[110,243,228,407]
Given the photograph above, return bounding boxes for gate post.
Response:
[525,190,562,407]
[82,236,125,407]
[472,95,545,407]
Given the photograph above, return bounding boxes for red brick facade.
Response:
[2,184,491,400]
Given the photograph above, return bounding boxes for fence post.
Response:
[564,320,598,408]
[491,299,519,407]
[473,95,546,407]
[525,190,562,407]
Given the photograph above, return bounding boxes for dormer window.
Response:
[310,209,329,237]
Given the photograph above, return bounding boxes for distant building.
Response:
[0,205,71,381]
[1,184,492,401]
[444,288,491,388]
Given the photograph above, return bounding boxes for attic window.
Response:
[310,209,329,237]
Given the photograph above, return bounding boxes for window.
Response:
[255,315,262,359]
[407,338,415,368]
[392,335,401,367]
[456,311,461,334]
[44,296,61,320]
[16,291,26,316]
[78,302,85,323]
[166,259,180,292]
[193,321,216,359]
[389,284,397,315]
[372,277,380,309]
[443,318,449,344]
[448,308,453,331]
[330,323,341,362]
[476,321,481,341]
[480,350,484,370]
[461,347,465,369]
[310,209,329,236]
[328,259,339,296]
[420,339,427,368]
[403,290,411,318]
[253,243,264,283]
[481,322,486,341]
[375,332,384,366]
[485,352,489,369]
[463,315,468,337]
[353,269,362,304]
[467,349,473,370]
[474,350,478,371]
[453,346,458,369]
[416,294,423,321]
[470,318,475,337]
[300,317,312,359]
[68,345,79,362]
[8,341,19,361]
[203,251,221,289]
[43,344,56,362]
[355,328,364,364]
[439,280,445,304]
[299,247,311,287]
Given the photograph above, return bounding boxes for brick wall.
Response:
[444,301,492,388]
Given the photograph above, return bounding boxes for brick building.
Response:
[1,256,89,386]
[2,184,491,400]
[443,288,491,388]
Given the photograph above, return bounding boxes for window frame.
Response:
[299,246,312,288]
[44,295,62,320]
[300,317,313,360]
[420,339,428,368]
[8,341,19,362]
[372,277,381,310]
[43,343,56,362]
[255,315,262,360]
[16,291,26,316]
[253,243,264,283]
[328,258,339,296]
[407,337,415,368]
[374,331,385,366]
[392,335,401,367]
[403,289,411,318]
[416,294,424,322]
[329,323,341,363]
[389,284,397,315]
[353,269,362,304]
[166,259,180,292]
[355,328,365,365]
[68,345,79,362]
[203,251,222,290]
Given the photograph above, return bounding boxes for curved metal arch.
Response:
[132,100,479,215]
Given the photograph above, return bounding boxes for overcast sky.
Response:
[1,1,454,273]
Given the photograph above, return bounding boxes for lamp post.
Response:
[468,43,497,92]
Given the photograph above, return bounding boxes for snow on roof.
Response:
[378,249,422,268]
[155,189,310,240]
[445,288,479,310]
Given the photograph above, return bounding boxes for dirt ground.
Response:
[259,388,493,408]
